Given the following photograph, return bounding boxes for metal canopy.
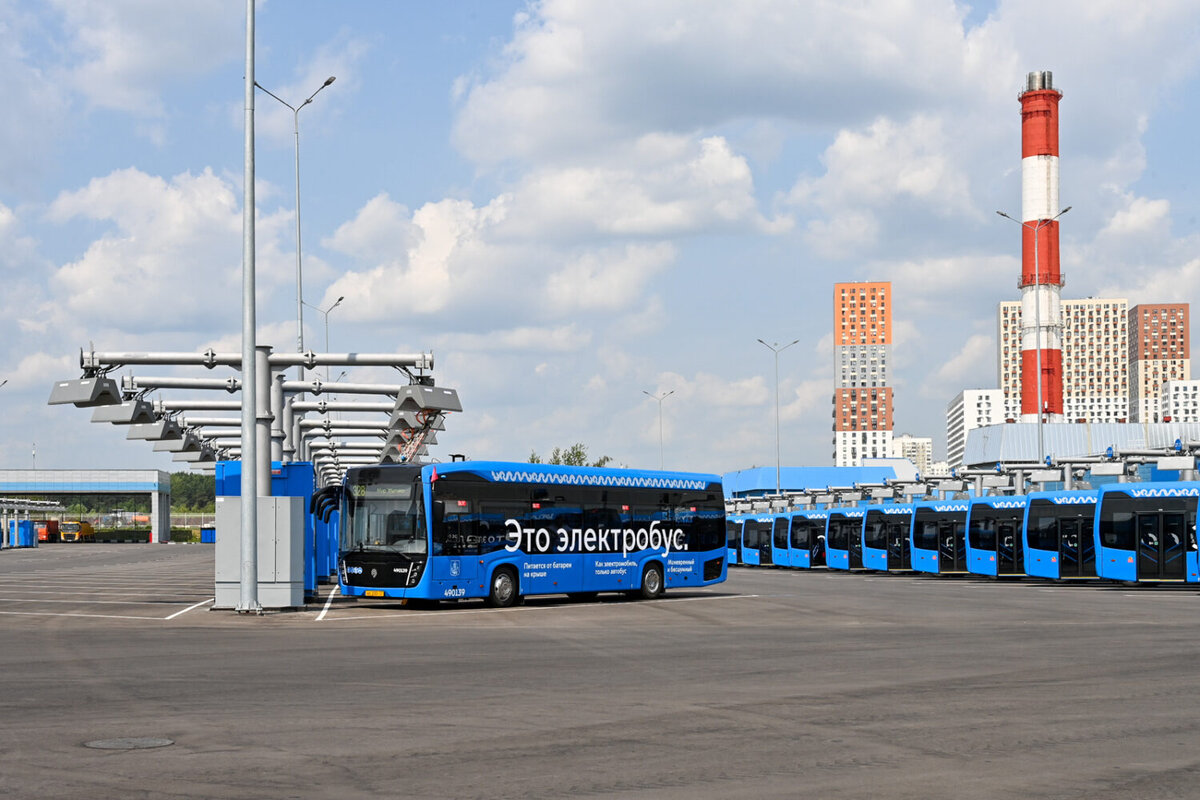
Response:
[394,385,461,413]
[126,418,184,441]
[90,398,157,425]
[48,377,122,407]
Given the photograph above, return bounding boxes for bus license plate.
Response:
[365,590,384,597]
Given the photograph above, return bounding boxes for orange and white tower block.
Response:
[1019,70,1064,422]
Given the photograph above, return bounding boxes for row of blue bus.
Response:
[728,481,1200,584]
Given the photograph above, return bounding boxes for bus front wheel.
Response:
[639,563,664,600]
[487,568,519,608]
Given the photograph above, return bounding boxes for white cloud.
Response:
[546,244,676,312]
[44,167,296,331]
[933,334,995,386]
[1101,195,1171,238]
[51,0,242,114]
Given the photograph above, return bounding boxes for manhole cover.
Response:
[84,737,175,750]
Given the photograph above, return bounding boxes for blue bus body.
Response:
[740,515,773,566]
[336,462,728,604]
[1023,490,1098,580]
[769,514,791,567]
[862,504,914,572]
[910,500,969,575]
[825,508,865,571]
[726,515,744,565]
[1095,482,1200,583]
[787,510,828,569]
[965,495,1028,577]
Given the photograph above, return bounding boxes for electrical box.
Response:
[214,496,305,610]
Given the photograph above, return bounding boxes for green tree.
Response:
[528,443,612,468]
[171,471,215,511]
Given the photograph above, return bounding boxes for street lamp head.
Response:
[323,76,337,87]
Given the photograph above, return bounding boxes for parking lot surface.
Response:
[2,544,1200,798]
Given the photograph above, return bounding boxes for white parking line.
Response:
[315,585,339,622]
[319,592,758,623]
[164,598,215,620]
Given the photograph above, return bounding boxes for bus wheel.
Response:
[487,568,518,608]
[639,563,664,600]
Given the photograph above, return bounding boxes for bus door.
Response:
[789,517,814,568]
[945,519,966,572]
[1059,517,1096,578]
[887,519,911,570]
[726,520,742,565]
[848,522,864,569]
[772,517,789,567]
[997,518,1022,575]
[1137,512,1188,581]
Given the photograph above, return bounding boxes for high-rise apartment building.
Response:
[890,433,933,478]
[1159,379,1200,423]
[833,281,893,467]
[1129,304,1190,422]
[999,299,1130,423]
[946,389,1004,469]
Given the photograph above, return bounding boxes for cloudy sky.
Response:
[4,0,1200,475]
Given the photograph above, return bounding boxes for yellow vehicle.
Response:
[59,521,95,543]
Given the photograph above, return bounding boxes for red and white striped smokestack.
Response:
[1019,70,1063,422]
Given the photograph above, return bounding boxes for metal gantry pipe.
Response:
[240,0,259,614]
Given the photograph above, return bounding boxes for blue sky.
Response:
[3,0,1200,474]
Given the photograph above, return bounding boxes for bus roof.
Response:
[421,460,722,491]
[1097,481,1200,500]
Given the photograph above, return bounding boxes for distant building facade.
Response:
[833,281,893,467]
[890,433,932,478]
[1159,379,1200,423]
[946,388,1004,469]
[1129,303,1190,422]
[999,298,1132,423]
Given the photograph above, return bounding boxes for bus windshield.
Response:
[343,470,426,555]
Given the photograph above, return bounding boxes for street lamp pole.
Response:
[642,390,674,470]
[302,296,344,380]
[997,206,1071,464]
[757,338,800,495]
[254,76,336,380]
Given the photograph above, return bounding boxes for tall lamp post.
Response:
[254,75,336,379]
[302,296,344,380]
[642,389,674,470]
[996,206,1071,464]
[757,338,799,495]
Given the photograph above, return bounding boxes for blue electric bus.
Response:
[769,513,791,567]
[862,504,913,572]
[965,495,1028,577]
[787,509,828,569]
[825,508,865,571]
[739,514,774,566]
[910,500,969,575]
[1022,490,1098,580]
[726,514,744,565]
[1095,482,1200,583]
[329,461,728,605]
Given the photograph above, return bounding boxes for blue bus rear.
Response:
[825,508,865,571]
[740,516,774,566]
[1023,491,1097,580]
[862,504,913,572]
[1095,482,1200,583]
[769,514,790,566]
[787,510,828,568]
[336,461,728,605]
[726,515,743,565]
[965,495,1028,577]
[910,500,969,575]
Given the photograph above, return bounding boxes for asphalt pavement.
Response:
[2,544,1199,799]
